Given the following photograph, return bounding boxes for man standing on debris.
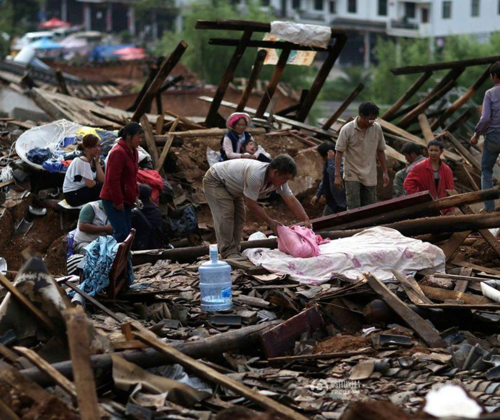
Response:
[203,154,311,259]
[334,102,389,209]
[311,141,347,215]
[101,122,144,242]
[393,143,425,197]
[471,61,500,212]
[403,140,454,213]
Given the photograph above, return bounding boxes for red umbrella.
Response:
[114,46,146,56]
[39,17,71,29]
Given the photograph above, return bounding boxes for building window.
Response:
[471,0,480,16]
[404,2,416,18]
[314,0,324,11]
[442,1,452,19]
[329,1,336,14]
[378,0,387,16]
[421,7,429,23]
[348,0,357,13]
[261,0,270,6]
[292,0,300,9]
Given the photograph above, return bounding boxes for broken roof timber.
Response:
[391,54,500,75]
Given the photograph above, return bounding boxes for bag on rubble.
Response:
[277,225,321,258]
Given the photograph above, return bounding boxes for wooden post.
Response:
[443,108,475,134]
[398,79,456,128]
[155,114,164,135]
[205,30,252,127]
[431,65,492,130]
[418,114,434,144]
[296,34,347,122]
[55,69,71,96]
[255,47,292,118]
[445,132,481,171]
[64,307,101,420]
[132,41,188,122]
[322,83,364,130]
[236,49,267,112]
[140,114,160,169]
[381,71,432,121]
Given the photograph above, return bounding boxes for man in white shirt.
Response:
[334,102,389,209]
[203,154,311,259]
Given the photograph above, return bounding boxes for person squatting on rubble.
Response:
[73,200,112,254]
[220,112,260,161]
[471,61,500,212]
[131,184,171,251]
[203,154,311,259]
[393,143,426,198]
[63,134,105,207]
[403,140,455,214]
[240,138,272,163]
[311,141,347,216]
[334,102,389,210]
[100,122,143,242]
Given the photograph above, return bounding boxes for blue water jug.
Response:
[199,244,232,312]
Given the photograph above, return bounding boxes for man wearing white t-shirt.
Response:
[203,154,311,259]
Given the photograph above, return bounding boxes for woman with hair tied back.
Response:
[100,122,144,242]
[63,134,104,207]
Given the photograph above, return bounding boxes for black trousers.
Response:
[64,183,103,207]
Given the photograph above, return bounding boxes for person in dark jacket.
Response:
[100,122,143,242]
[311,141,347,216]
[131,184,170,250]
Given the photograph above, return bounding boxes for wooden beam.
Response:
[382,71,433,121]
[0,273,58,334]
[445,132,481,170]
[365,273,446,348]
[424,67,465,99]
[132,323,310,420]
[431,65,492,130]
[156,119,179,176]
[140,114,160,169]
[443,108,475,134]
[236,49,267,112]
[55,69,71,96]
[418,114,434,144]
[453,261,500,276]
[64,307,101,420]
[14,346,77,401]
[155,114,165,135]
[205,30,252,127]
[455,267,473,293]
[398,79,456,129]
[322,83,364,130]
[255,47,291,118]
[127,58,162,112]
[391,55,500,75]
[296,34,348,122]
[132,41,188,122]
[209,38,330,52]
[154,127,265,143]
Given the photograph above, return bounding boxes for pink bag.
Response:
[277,225,322,258]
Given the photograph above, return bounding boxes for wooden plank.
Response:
[296,34,347,122]
[156,118,179,176]
[255,47,291,118]
[132,41,188,122]
[452,261,500,276]
[140,114,160,169]
[236,49,267,112]
[440,231,470,261]
[132,322,311,420]
[446,133,481,171]
[260,306,323,358]
[391,55,500,75]
[0,273,58,334]
[418,114,434,144]
[205,30,252,127]
[381,71,433,121]
[455,267,473,293]
[154,127,265,142]
[209,37,330,52]
[322,83,364,130]
[13,346,77,401]
[155,114,164,135]
[64,307,101,420]
[420,285,494,305]
[392,270,433,304]
[364,273,446,348]
[378,118,461,162]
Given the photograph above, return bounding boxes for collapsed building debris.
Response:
[2,17,500,420]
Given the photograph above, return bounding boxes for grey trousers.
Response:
[345,180,377,210]
[203,170,246,258]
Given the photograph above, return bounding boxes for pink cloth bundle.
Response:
[277,225,329,258]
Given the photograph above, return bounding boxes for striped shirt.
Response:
[209,160,293,201]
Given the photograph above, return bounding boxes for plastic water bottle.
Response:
[199,244,232,312]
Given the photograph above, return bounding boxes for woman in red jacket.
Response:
[403,140,455,214]
[100,122,144,242]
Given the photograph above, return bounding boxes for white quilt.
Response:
[243,227,445,284]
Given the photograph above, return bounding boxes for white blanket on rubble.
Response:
[243,227,445,285]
